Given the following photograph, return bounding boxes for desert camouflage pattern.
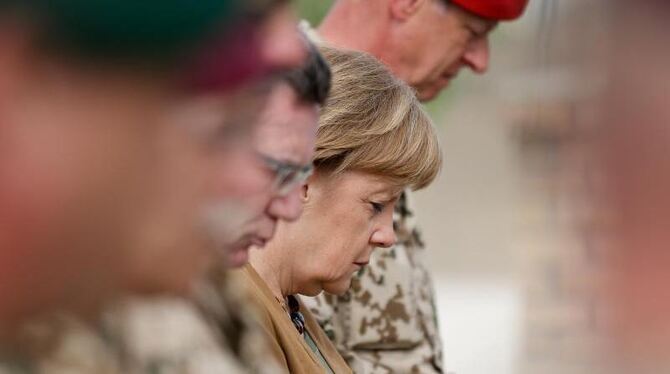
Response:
[104,271,283,374]
[0,313,122,374]
[104,296,252,374]
[304,191,444,373]
[0,287,281,374]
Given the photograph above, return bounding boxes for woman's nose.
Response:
[371,220,397,249]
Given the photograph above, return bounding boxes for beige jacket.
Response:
[232,264,352,374]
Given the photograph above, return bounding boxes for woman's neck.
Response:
[248,243,294,301]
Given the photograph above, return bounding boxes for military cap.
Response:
[451,0,529,20]
[1,1,288,91]
[0,1,242,58]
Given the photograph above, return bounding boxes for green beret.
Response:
[3,0,259,59]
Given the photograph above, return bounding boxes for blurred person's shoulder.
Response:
[103,296,250,373]
[0,313,124,374]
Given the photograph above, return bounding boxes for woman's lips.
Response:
[353,261,370,266]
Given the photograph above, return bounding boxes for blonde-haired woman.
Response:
[235,46,442,374]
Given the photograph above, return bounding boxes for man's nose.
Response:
[462,36,490,74]
[266,188,304,222]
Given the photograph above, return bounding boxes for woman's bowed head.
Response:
[241,45,441,374]
[249,45,442,298]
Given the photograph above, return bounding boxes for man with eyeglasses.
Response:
[90,12,320,374]
[181,39,331,373]
[222,40,330,268]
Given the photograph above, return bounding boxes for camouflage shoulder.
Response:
[103,296,251,373]
[1,312,124,374]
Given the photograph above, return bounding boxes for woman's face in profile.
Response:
[285,170,401,296]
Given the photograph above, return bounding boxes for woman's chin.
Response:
[298,278,352,297]
[322,280,352,296]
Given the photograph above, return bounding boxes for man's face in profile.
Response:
[384,1,496,101]
[224,81,318,268]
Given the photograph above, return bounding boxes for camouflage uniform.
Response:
[0,313,123,374]
[103,270,283,374]
[0,302,246,374]
[0,286,281,374]
[304,191,444,373]
[104,296,252,374]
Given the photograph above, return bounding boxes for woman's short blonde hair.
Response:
[314,46,442,190]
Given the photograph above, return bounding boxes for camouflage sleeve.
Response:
[4,313,125,374]
[303,190,444,373]
[103,297,254,374]
[3,288,278,374]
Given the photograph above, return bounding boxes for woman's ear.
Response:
[389,0,426,21]
[302,171,321,202]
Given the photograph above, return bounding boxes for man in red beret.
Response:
[318,0,527,101]
[302,1,529,372]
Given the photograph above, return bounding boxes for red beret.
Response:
[451,0,529,20]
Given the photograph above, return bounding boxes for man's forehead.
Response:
[453,5,499,33]
[253,87,317,163]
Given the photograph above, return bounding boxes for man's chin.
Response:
[417,84,448,102]
[226,247,250,268]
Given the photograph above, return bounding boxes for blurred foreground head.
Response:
[319,0,529,101]
[0,0,305,337]
[596,1,670,371]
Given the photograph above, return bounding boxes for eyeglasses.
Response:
[258,153,314,196]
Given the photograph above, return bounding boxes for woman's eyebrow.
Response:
[387,193,403,204]
[372,189,402,203]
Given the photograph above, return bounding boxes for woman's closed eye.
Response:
[370,201,385,214]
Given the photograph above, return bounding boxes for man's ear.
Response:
[301,183,309,202]
[389,0,426,21]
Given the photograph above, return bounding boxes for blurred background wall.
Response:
[294,1,607,373]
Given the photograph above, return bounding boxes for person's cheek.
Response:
[199,144,276,250]
[210,144,269,207]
